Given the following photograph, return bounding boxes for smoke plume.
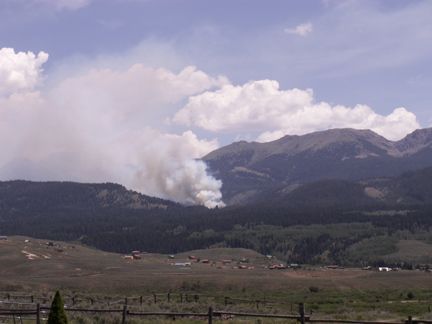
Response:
[0,48,226,208]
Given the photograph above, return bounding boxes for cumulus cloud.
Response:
[174,79,420,142]
[0,47,225,208]
[0,48,48,95]
[284,22,313,36]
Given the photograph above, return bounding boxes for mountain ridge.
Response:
[203,127,432,205]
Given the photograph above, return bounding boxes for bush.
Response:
[309,286,320,293]
[47,291,68,324]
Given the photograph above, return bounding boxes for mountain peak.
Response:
[203,127,432,205]
[396,127,432,154]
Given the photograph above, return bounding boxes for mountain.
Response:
[0,180,175,211]
[203,128,432,205]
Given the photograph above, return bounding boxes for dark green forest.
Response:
[1,177,432,266]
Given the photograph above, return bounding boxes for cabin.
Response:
[325,265,341,270]
[131,251,142,259]
[174,262,191,267]
[269,263,287,270]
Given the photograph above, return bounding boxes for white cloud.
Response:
[0,47,226,208]
[174,79,420,142]
[34,0,91,10]
[0,48,48,95]
[284,22,313,37]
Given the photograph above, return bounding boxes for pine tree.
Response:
[47,291,68,324]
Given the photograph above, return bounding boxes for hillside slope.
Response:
[0,181,175,210]
[203,128,432,205]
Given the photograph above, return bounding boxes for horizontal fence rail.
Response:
[1,303,432,324]
[2,292,432,324]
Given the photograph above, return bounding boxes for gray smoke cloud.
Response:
[0,48,226,208]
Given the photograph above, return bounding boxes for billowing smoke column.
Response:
[0,48,226,208]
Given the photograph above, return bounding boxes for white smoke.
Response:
[0,48,226,208]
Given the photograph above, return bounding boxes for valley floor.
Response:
[1,236,432,322]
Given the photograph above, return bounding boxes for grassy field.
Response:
[1,236,432,323]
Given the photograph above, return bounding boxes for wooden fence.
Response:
[1,303,432,324]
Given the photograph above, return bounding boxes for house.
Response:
[188,255,200,262]
[0,236,7,241]
[378,267,392,272]
[325,265,341,270]
[174,262,191,267]
[269,263,287,270]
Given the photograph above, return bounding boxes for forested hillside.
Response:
[2,168,432,266]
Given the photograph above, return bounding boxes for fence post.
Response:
[36,303,41,324]
[407,316,413,324]
[153,293,157,303]
[140,296,143,306]
[122,305,127,324]
[125,297,128,306]
[208,306,213,324]
[31,295,34,303]
[167,292,170,303]
[299,303,306,324]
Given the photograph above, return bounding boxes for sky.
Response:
[0,0,431,206]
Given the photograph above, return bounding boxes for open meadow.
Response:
[1,236,432,323]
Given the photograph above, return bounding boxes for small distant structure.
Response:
[201,259,210,264]
[325,265,341,270]
[269,263,287,270]
[289,263,301,269]
[168,255,175,259]
[131,251,142,260]
[378,267,392,272]
[47,242,55,247]
[188,255,199,261]
[123,255,134,260]
[0,236,7,241]
[266,255,273,260]
[221,259,232,265]
[24,239,30,243]
[174,262,191,267]
[362,266,372,271]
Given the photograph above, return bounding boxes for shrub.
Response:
[47,291,68,324]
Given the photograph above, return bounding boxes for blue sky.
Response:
[1,0,431,123]
[0,0,431,205]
